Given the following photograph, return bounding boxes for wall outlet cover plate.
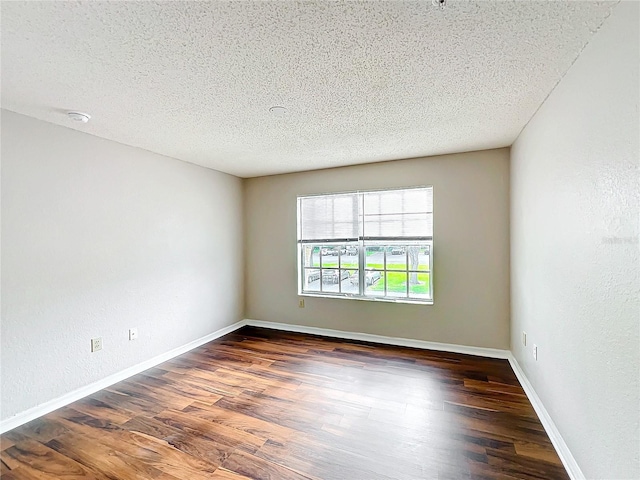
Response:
[91,337,102,352]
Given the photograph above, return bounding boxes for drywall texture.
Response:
[1,110,244,421]
[510,2,640,478]
[1,1,615,176]
[244,149,510,349]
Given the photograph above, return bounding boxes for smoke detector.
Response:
[67,111,91,123]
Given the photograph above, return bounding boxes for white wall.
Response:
[510,2,639,478]
[0,110,244,421]
[244,148,510,349]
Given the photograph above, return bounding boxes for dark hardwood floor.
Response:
[1,326,569,479]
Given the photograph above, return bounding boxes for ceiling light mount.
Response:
[67,111,91,123]
[269,106,288,117]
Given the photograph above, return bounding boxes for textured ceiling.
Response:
[1,1,617,177]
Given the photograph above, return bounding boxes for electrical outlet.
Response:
[91,337,102,352]
[533,344,538,361]
[298,299,305,308]
[522,331,527,346]
[129,328,138,341]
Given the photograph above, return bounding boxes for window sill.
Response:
[299,292,433,306]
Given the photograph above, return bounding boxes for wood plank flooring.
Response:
[1,326,569,479]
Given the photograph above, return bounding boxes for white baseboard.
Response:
[0,320,247,434]
[507,354,584,480]
[243,319,510,359]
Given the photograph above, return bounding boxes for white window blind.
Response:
[362,187,433,239]
[299,187,432,242]
[299,193,360,241]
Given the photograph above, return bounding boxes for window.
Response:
[297,186,433,303]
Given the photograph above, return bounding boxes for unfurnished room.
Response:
[0,1,638,479]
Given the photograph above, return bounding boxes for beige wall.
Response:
[244,148,510,349]
[510,2,639,478]
[1,110,245,421]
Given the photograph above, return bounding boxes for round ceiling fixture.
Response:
[67,111,91,123]
[269,106,288,117]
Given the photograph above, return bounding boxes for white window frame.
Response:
[297,186,433,305]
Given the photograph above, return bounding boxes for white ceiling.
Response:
[1,1,617,178]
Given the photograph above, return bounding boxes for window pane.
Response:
[340,244,358,269]
[303,245,321,268]
[386,272,407,298]
[304,268,321,292]
[345,269,360,288]
[386,246,406,271]
[365,245,384,270]
[407,245,429,271]
[364,270,383,296]
[321,269,341,293]
[342,269,358,294]
[320,246,340,268]
[423,245,431,270]
[409,272,431,299]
